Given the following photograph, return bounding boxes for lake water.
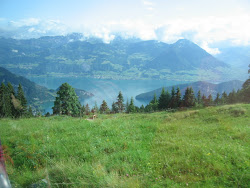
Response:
[27,76,188,113]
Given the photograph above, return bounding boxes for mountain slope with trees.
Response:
[0,66,93,106]
[0,35,232,81]
[136,80,244,101]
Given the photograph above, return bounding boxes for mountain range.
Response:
[135,80,244,102]
[0,34,239,82]
[0,67,93,108]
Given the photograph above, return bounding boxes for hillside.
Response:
[0,104,249,187]
[136,80,244,101]
[0,35,231,81]
[0,66,93,105]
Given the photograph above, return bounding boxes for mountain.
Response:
[145,39,227,71]
[215,46,250,69]
[135,80,244,101]
[0,66,93,105]
[0,35,230,81]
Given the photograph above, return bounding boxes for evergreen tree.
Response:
[100,100,109,114]
[52,83,81,116]
[150,93,158,111]
[202,94,207,106]
[17,84,27,116]
[183,87,190,107]
[228,89,237,104]
[111,102,119,113]
[221,92,228,104]
[197,90,202,104]
[5,82,15,117]
[93,101,99,113]
[128,97,136,113]
[0,83,5,117]
[85,103,90,115]
[80,104,85,117]
[158,88,167,110]
[175,87,182,108]
[125,99,129,113]
[208,94,213,105]
[116,91,124,113]
[140,104,145,112]
[214,93,220,105]
[169,87,176,108]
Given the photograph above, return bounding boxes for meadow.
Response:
[0,104,249,187]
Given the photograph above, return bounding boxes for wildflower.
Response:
[207,153,211,155]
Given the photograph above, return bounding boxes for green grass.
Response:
[0,104,249,187]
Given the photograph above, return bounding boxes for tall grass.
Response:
[0,104,249,187]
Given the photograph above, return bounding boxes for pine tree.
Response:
[80,104,85,117]
[150,93,158,111]
[221,92,228,104]
[214,93,220,105]
[125,99,129,113]
[208,94,213,105]
[158,88,167,110]
[85,103,90,115]
[175,87,182,108]
[189,87,195,107]
[0,83,5,117]
[197,90,202,104]
[100,100,109,114]
[17,84,27,116]
[228,89,237,104]
[5,82,15,117]
[111,102,119,113]
[128,97,136,113]
[116,91,124,113]
[140,104,145,112]
[183,87,190,107]
[169,87,176,108]
[52,83,81,116]
[93,101,99,113]
[202,94,207,106]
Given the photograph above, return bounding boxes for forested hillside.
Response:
[0,35,231,81]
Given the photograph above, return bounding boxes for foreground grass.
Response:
[0,104,249,187]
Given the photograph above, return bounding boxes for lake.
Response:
[27,76,188,113]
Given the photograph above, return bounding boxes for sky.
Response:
[1,0,250,54]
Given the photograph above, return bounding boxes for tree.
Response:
[197,90,202,104]
[221,92,228,104]
[128,97,136,113]
[169,87,176,108]
[111,102,119,113]
[116,91,124,113]
[52,83,81,116]
[17,84,27,116]
[100,100,109,114]
[228,89,237,104]
[208,94,213,105]
[140,104,145,112]
[0,83,6,117]
[125,99,129,113]
[150,93,158,111]
[158,88,167,110]
[214,93,220,105]
[183,87,195,107]
[175,87,182,108]
[85,104,90,115]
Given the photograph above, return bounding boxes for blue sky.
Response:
[1,0,250,54]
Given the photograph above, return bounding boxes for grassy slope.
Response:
[0,104,249,187]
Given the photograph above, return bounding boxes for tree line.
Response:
[0,82,33,118]
[51,76,249,117]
